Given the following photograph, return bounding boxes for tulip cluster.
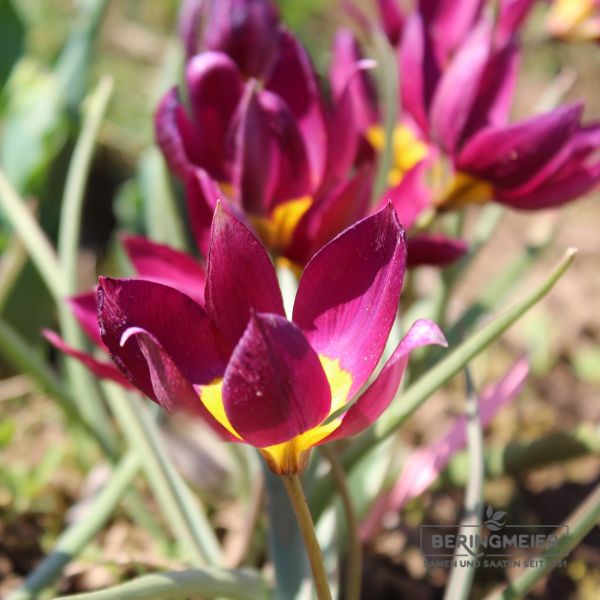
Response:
[48,0,599,477]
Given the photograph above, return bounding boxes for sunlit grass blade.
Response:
[0,167,64,299]
[139,147,187,250]
[102,382,222,567]
[0,234,27,312]
[54,0,110,111]
[6,452,141,600]
[371,30,398,201]
[310,248,577,520]
[443,425,600,486]
[58,75,113,293]
[484,480,600,600]
[443,369,484,600]
[54,567,269,600]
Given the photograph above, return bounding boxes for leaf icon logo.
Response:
[484,506,506,531]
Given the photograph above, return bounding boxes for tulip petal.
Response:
[376,0,405,45]
[496,0,536,45]
[185,167,222,257]
[420,0,484,62]
[287,164,374,266]
[376,161,432,229]
[407,235,469,268]
[498,161,600,209]
[266,30,327,190]
[462,40,520,139]
[293,204,406,396]
[319,319,447,443]
[399,15,439,134]
[205,203,285,348]
[154,88,193,180]
[458,104,583,189]
[178,0,204,59]
[186,52,243,180]
[122,234,206,305]
[204,0,281,78]
[330,30,378,133]
[43,329,133,388]
[68,291,102,346]
[98,277,227,404]
[222,312,331,447]
[119,326,236,440]
[259,90,311,208]
[429,17,492,153]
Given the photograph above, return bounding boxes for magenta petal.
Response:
[458,104,583,189]
[68,291,102,346]
[288,164,374,265]
[98,277,227,403]
[377,161,432,229]
[496,0,536,45]
[185,52,244,180]
[154,88,193,180]
[119,326,236,440]
[376,0,405,45]
[121,234,206,305]
[497,162,600,209]
[429,17,492,153]
[462,41,520,139]
[420,0,484,62]
[204,0,281,78]
[330,30,378,133]
[407,235,469,268]
[232,83,275,214]
[43,329,133,389]
[266,30,327,190]
[293,204,406,396]
[259,90,311,207]
[205,203,285,349]
[399,15,439,134]
[319,319,447,444]
[185,168,221,257]
[222,312,331,447]
[178,0,204,59]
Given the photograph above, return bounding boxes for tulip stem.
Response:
[282,475,332,600]
[321,446,362,600]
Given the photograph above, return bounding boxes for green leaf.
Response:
[52,568,269,600]
[0,0,25,95]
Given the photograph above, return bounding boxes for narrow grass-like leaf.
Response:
[54,567,269,600]
[443,425,600,486]
[443,369,484,600]
[0,167,64,299]
[310,248,577,520]
[371,31,398,201]
[58,76,112,293]
[139,146,187,250]
[6,452,141,600]
[485,480,600,600]
[102,382,222,567]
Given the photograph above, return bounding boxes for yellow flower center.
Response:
[251,196,313,253]
[366,124,429,187]
[198,355,353,474]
